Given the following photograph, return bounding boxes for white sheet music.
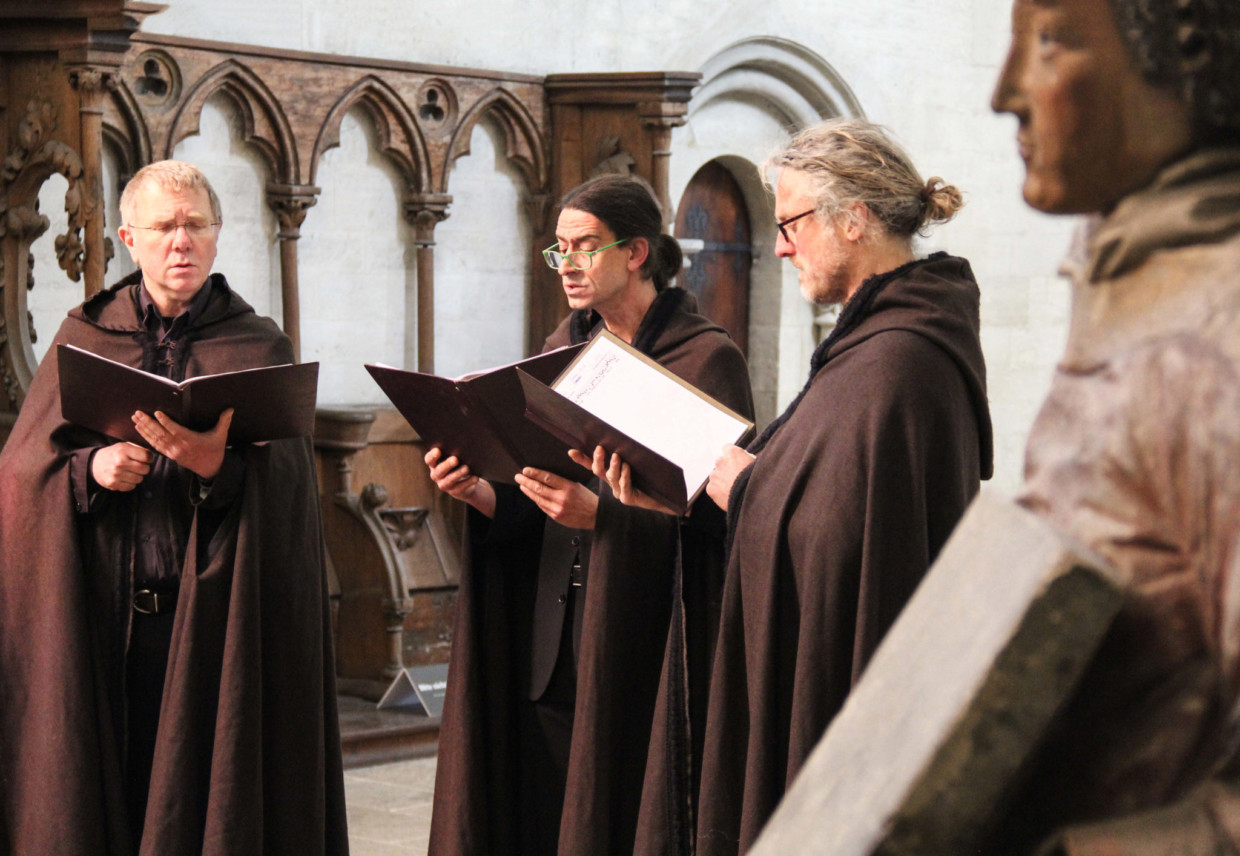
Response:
[552,333,749,499]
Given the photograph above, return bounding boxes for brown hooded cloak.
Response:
[696,253,993,855]
[430,286,754,855]
[0,273,349,856]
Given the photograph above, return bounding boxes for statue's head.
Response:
[992,0,1240,215]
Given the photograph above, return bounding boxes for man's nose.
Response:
[774,230,794,258]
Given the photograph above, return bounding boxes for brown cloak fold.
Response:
[0,273,349,856]
[430,287,754,855]
[696,253,993,856]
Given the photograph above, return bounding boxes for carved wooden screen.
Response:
[0,5,699,446]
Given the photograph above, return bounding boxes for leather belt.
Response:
[569,561,584,588]
[133,588,178,615]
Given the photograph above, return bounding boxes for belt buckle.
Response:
[133,589,159,614]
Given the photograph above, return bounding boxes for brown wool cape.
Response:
[695,253,993,856]
[429,287,754,856]
[0,273,349,856]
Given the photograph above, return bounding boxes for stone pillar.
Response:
[402,192,451,374]
[266,183,320,362]
[66,65,116,299]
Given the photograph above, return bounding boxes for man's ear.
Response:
[625,236,650,272]
[117,224,140,263]
[842,204,870,242]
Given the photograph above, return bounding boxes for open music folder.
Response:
[520,330,753,514]
[58,343,319,445]
[365,344,589,485]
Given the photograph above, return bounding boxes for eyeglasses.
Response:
[127,219,220,239]
[776,209,815,242]
[542,239,626,271]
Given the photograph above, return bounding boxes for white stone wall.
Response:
[102,0,1078,495]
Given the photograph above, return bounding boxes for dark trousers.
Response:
[518,584,582,854]
[125,609,175,846]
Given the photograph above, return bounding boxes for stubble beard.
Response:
[800,259,851,307]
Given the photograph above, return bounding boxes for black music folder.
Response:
[58,343,319,445]
[365,344,587,484]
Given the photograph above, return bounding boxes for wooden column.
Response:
[639,102,689,231]
[66,66,116,298]
[266,182,319,361]
[402,192,451,374]
[537,71,699,347]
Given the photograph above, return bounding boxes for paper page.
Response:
[552,335,748,496]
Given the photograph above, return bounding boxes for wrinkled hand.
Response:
[568,446,676,515]
[424,447,496,518]
[515,466,597,529]
[90,441,154,491]
[131,408,232,481]
[706,444,755,512]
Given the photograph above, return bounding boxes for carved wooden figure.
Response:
[755,0,1240,853]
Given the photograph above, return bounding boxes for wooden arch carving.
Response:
[103,80,153,186]
[311,75,430,192]
[443,86,547,195]
[167,59,298,184]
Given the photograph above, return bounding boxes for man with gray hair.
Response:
[982,0,1240,851]
[0,160,348,855]
[690,119,993,855]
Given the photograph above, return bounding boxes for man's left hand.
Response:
[515,466,598,529]
[132,408,233,481]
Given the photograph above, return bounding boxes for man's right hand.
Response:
[91,442,154,492]
[425,446,496,519]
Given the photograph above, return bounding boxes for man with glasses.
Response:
[0,160,347,855]
[687,119,992,855]
[426,174,753,855]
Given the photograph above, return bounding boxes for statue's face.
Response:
[992,0,1193,214]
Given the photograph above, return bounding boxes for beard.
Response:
[798,256,852,306]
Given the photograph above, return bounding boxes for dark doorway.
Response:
[674,160,752,355]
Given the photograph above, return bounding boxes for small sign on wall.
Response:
[376,663,449,718]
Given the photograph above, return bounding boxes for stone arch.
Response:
[167,59,298,183]
[672,38,865,426]
[443,87,547,195]
[311,75,430,192]
[693,36,864,127]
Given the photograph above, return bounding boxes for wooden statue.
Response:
[983,0,1240,851]
[750,0,1240,853]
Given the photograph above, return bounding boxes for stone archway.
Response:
[670,36,864,426]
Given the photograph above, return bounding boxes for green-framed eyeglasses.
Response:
[542,239,627,271]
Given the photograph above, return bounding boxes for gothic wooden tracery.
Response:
[0,2,700,431]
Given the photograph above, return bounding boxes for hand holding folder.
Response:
[520,331,753,514]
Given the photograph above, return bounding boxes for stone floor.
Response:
[344,754,437,856]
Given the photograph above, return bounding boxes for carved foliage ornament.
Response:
[0,98,87,407]
[0,99,88,283]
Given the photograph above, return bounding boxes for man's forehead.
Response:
[774,169,814,211]
[556,209,612,242]
[133,181,210,210]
